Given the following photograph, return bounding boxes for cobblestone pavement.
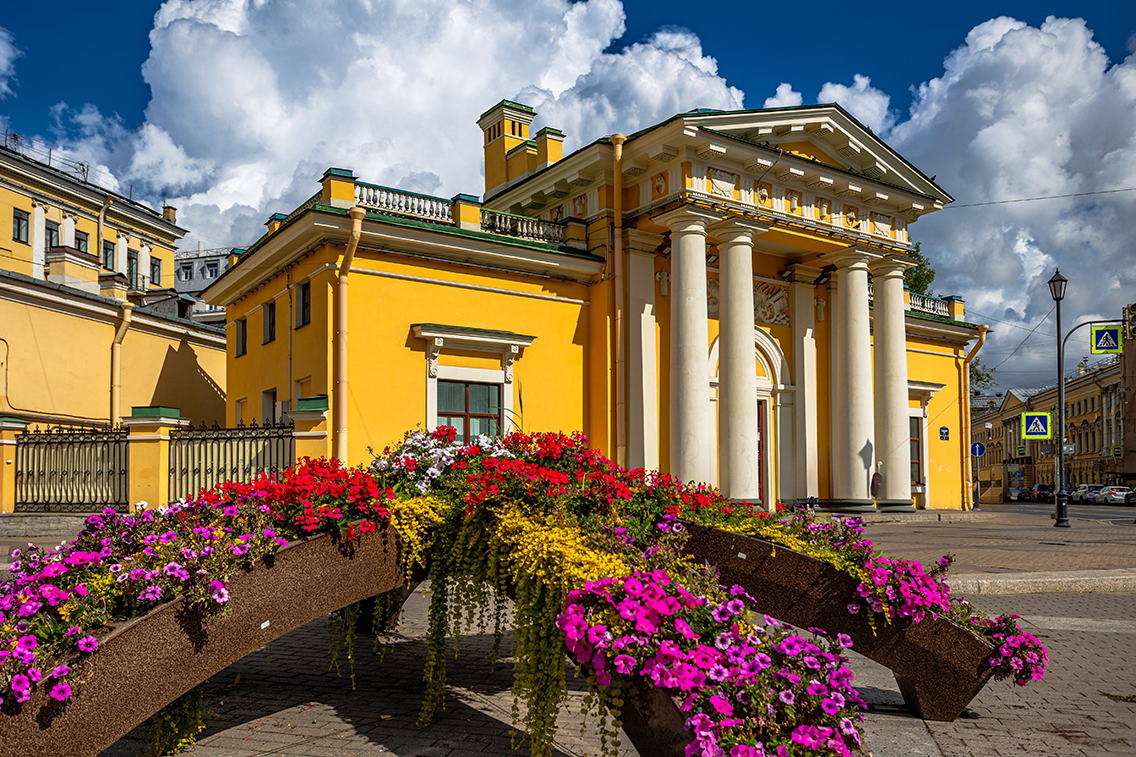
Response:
[861,514,1136,575]
[100,586,1136,757]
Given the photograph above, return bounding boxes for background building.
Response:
[972,354,1124,502]
[0,130,226,426]
[204,101,984,511]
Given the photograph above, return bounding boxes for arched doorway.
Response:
[708,327,792,507]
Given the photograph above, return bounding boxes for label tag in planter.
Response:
[261,620,271,630]
[737,552,747,560]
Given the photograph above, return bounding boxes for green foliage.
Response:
[142,684,210,757]
[904,241,936,295]
[970,357,997,392]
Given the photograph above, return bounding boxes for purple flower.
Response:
[159,530,178,544]
[846,602,861,614]
[11,674,30,691]
[138,585,163,602]
[109,563,123,573]
[50,665,70,678]
[230,544,249,557]
[49,683,72,701]
[807,680,827,696]
[708,664,730,682]
[836,633,854,648]
[223,505,239,517]
[715,632,734,650]
[27,668,42,683]
[778,690,795,706]
[779,636,805,656]
[78,636,99,653]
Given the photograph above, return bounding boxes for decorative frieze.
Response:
[706,277,790,326]
[708,169,737,198]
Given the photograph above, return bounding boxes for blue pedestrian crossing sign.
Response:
[1091,325,1122,354]
[971,442,986,457]
[1021,412,1051,439]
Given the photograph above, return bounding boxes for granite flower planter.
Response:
[682,522,997,721]
[0,526,404,757]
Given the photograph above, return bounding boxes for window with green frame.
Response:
[437,381,501,443]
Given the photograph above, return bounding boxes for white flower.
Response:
[416,480,430,494]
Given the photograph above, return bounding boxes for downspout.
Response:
[96,196,113,268]
[335,206,367,463]
[962,325,988,509]
[110,302,134,423]
[611,133,626,468]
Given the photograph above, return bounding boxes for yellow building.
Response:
[204,101,984,511]
[0,139,227,427]
[972,355,1124,503]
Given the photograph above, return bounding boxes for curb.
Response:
[950,569,1136,596]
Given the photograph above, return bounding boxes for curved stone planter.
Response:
[0,527,405,757]
[682,522,997,721]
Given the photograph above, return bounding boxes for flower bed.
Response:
[1,429,1047,757]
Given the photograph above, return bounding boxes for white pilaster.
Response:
[786,263,822,500]
[709,217,768,500]
[825,247,879,511]
[870,256,915,510]
[32,203,46,278]
[625,229,663,471]
[116,235,128,274]
[140,245,152,288]
[62,214,76,247]
[656,206,721,485]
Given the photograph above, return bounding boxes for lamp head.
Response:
[1048,268,1067,302]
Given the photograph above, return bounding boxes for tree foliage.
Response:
[904,242,936,295]
[970,357,997,392]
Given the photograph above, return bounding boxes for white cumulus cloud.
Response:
[0,26,22,100]
[763,83,802,108]
[817,74,896,134]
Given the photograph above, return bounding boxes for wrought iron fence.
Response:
[14,425,130,511]
[168,418,296,502]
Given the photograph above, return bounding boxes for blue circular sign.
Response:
[971,442,986,457]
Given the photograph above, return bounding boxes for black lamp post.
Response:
[1048,268,1070,528]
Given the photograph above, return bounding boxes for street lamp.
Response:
[1048,268,1070,528]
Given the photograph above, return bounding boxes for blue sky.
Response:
[1,1,1135,388]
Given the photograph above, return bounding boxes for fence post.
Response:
[122,407,187,510]
[287,395,330,461]
[0,417,30,514]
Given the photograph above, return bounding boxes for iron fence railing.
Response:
[14,424,130,511]
[168,418,295,502]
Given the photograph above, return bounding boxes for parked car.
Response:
[1017,487,1034,502]
[1071,484,1105,504]
[1030,484,1054,504]
[1093,486,1132,505]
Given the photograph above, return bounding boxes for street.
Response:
[978,501,1136,523]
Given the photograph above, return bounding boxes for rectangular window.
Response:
[297,281,311,327]
[45,221,60,249]
[12,209,29,244]
[235,318,247,357]
[263,301,276,343]
[296,377,312,400]
[437,381,501,444]
[127,250,140,289]
[235,399,247,425]
[75,230,89,253]
[910,417,923,485]
[262,389,277,425]
[150,257,162,288]
[179,263,193,281]
[103,241,116,270]
[206,261,219,278]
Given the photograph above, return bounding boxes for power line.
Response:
[988,304,1054,372]
[967,309,1056,338]
[944,187,1136,209]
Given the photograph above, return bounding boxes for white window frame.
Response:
[412,324,534,433]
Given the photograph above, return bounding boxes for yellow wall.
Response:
[0,284,226,424]
[905,337,966,508]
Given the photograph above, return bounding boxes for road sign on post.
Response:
[1091,324,1122,354]
[1022,412,1052,439]
[971,442,986,457]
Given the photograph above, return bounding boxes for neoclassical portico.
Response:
[870,255,916,511]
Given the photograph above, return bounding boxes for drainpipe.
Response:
[97,196,113,267]
[335,206,367,463]
[611,133,626,468]
[110,302,134,423]
[962,324,988,509]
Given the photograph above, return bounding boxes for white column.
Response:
[140,245,152,288]
[116,236,128,274]
[62,214,76,247]
[625,229,663,471]
[32,203,46,278]
[657,206,721,485]
[825,247,878,511]
[709,218,768,500]
[870,256,915,510]
[787,263,821,500]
